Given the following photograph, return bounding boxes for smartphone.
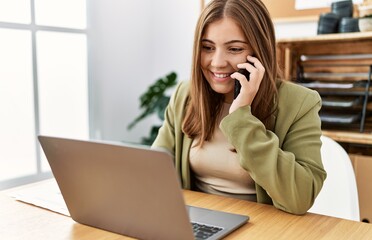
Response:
[234,68,250,99]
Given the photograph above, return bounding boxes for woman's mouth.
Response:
[211,71,232,82]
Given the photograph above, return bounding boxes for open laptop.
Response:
[38,135,249,240]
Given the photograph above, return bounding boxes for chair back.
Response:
[309,135,360,221]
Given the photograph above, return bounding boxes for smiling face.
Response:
[200,17,253,103]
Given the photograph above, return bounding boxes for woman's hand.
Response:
[229,55,265,114]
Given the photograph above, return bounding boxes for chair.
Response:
[308,135,360,221]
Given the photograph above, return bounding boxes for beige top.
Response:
[189,103,256,201]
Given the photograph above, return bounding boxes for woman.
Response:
[152,0,326,215]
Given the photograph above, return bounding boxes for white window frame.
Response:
[0,0,90,190]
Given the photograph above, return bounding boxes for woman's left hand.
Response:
[229,55,265,114]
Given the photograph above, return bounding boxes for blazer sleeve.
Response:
[220,88,326,215]
[151,88,177,155]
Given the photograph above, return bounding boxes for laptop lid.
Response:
[38,135,248,240]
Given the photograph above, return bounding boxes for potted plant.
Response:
[127,72,178,145]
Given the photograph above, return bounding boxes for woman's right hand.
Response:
[229,55,265,114]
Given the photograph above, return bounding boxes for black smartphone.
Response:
[234,68,250,99]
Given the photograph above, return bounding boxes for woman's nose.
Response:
[211,51,227,68]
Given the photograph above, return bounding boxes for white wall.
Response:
[88,1,318,143]
[88,0,199,143]
[275,20,318,39]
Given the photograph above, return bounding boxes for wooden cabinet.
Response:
[350,154,372,223]
[276,32,372,222]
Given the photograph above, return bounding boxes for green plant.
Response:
[127,72,177,145]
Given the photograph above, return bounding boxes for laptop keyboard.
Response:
[191,222,223,240]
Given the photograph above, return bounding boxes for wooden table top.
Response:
[1,184,372,239]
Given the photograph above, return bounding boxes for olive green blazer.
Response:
[152,80,326,215]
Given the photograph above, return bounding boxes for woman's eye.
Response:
[202,45,214,51]
[229,47,244,53]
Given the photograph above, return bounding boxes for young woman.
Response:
[152,0,326,215]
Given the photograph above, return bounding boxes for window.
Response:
[0,0,88,189]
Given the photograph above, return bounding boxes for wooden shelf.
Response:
[277,32,372,44]
[322,130,372,145]
[277,32,372,148]
[277,32,372,82]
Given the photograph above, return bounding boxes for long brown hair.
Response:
[183,0,282,146]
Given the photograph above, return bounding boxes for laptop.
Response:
[38,135,249,240]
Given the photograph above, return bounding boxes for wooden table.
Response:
[1,184,372,239]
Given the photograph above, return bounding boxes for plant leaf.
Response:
[141,125,161,145]
[127,71,177,129]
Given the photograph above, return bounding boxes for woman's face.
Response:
[200,17,253,103]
